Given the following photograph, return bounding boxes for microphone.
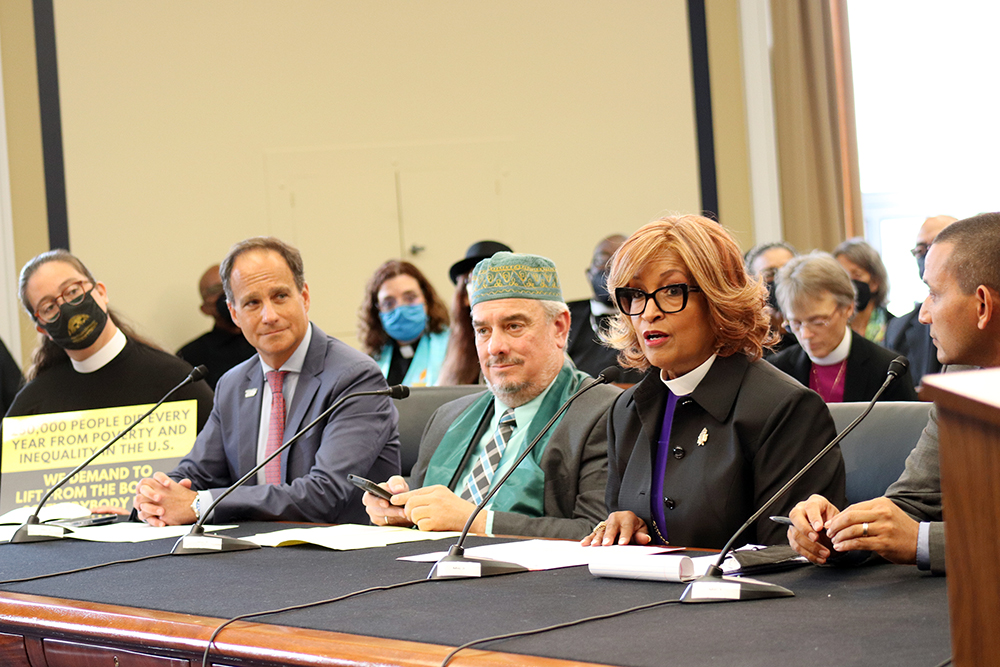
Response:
[10,365,209,544]
[428,366,621,579]
[171,384,410,554]
[679,356,908,603]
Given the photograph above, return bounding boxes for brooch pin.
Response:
[697,428,708,447]
[245,388,258,398]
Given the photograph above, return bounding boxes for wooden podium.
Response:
[921,368,1000,667]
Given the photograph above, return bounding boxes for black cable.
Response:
[440,598,682,667]
[0,551,172,585]
[932,657,952,667]
[201,577,435,667]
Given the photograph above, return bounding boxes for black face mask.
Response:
[852,279,872,312]
[589,269,612,305]
[766,280,780,311]
[916,254,926,281]
[41,291,108,350]
[215,292,236,327]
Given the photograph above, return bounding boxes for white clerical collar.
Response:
[71,329,127,374]
[589,299,617,317]
[660,353,718,396]
[260,323,312,374]
[807,327,851,366]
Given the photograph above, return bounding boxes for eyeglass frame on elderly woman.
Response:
[614,283,702,316]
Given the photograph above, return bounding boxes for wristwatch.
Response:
[190,494,202,522]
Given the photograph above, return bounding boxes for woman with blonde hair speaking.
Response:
[583,215,845,550]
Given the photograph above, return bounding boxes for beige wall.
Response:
[3,1,759,364]
[43,0,702,353]
[0,0,49,367]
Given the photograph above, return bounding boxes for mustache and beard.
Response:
[482,353,533,406]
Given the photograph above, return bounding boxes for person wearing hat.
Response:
[438,240,512,385]
[363,252,621,539]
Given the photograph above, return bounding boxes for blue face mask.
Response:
[379,304,427,343]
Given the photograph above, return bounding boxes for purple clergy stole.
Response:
[650,389,679,544]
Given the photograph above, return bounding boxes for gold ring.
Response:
[862,522,869,537]
[594,520,607,533]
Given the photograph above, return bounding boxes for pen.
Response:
[769,515,793,526]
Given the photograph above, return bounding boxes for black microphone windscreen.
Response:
[598,366,623,384]
[189,365,208,383]
[389,385,410,400]
[887,356,908,378]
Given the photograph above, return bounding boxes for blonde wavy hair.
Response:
[602,215,774,370]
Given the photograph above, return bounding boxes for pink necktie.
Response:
[264,370,290,485]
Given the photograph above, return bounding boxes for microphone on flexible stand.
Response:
[10,365,209,544]
[679,356,909,603]
[171,384,410,555]
[428,366,622,580]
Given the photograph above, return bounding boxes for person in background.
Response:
[885,215,957,387]
[135,237,400,525]
[566,234,644,385]
[6,250,213,428]
[1,338,24,418]
[787,212,1000,575]
[768,252,917,403]
[583,215,844,551]
[438,240,512,386]
[176,264,256,389]
[833,238,893,345]
[359,261,450,387]
[363,252,619,539]
[744,241,798,355]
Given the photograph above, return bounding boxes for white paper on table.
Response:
[398,539,679,571]
[246,524,461,550]
[66,523,238,543]
[588,552,696,582]
[0,502,91,525]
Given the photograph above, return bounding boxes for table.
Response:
[0,524,951,667]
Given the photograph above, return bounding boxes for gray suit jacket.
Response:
[407,382,621,539]
[171,324,401,524]
[884,365,974,575]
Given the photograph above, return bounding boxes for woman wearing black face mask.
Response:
[833,238,893,346]
[5,250,214,433]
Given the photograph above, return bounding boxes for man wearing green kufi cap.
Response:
[363,252,621,539]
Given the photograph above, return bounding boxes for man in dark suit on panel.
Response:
[363,252,620,539]
[787,213,1000,575]
[134,237,400,525]
[884,215,956,387]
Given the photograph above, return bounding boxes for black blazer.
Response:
[566,300,645,383]
[606,354,846,550]
[768,331,918,402]
[885,304,941,387]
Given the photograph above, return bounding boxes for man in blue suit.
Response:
[134,237,400,525]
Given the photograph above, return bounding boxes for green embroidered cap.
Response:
[468,251,564,306]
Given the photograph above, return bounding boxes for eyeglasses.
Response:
[34,281,94,323]
[614,283,702,316]
[910,243,930,258]
[782,308,842,333]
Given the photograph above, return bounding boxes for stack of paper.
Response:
[399,539,677,571]
[246,524,461,550]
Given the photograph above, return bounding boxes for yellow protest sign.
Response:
[1,400,198,512]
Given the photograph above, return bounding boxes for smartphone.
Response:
[53,514,118,529]
[348,474,393,501]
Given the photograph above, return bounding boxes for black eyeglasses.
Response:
[614,283,702,316]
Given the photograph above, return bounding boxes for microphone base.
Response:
[9,517,69,543]
[679,566,794,604]
[171,526,261,555]
[427,545,528,580]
